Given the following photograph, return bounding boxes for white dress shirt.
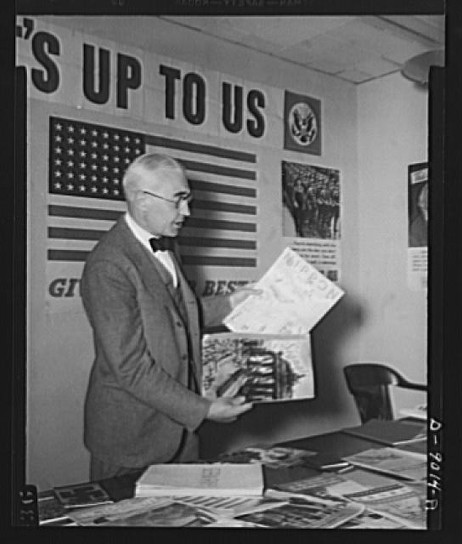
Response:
[124,212,178,287]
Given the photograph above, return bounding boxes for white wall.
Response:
[356,73,428,412]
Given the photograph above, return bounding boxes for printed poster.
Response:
[407,162,428,291]
[282,160,341,282]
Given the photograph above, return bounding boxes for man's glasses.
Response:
[141,190,193,209]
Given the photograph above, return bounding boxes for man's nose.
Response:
[179,199,191,216]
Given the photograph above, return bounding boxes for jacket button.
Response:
[176,321,183,327]
[181,354,188,360]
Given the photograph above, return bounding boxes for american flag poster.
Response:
[47,115,258,300]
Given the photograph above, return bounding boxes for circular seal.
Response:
[288,102,318,146]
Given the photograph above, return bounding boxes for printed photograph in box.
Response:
[201,333,315,403]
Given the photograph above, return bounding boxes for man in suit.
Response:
[81,153,254,481]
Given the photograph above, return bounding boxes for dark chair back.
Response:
[344,363,427,423]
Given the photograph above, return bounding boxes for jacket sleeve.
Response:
[81,259,211,432]
[199,294,233,329]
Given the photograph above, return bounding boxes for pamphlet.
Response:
[275,472,364,502]
[68,496,217,527]
[224,247,344,334]
[174,494,287,517]
[339,509,410,529]
[202,333,314,403]
[67,497,175,525]
[91,502,217,527]
[236,495,364,529]
[213,446,317,469]
[339,483,426,529]
[38,494,71,525]
[399,404,427,421]
[135,463,264,497]
[53,481,113,509]
[342,419,427,446]
[343,448,427,481]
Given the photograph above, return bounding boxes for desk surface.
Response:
[92,426,393,502]
[38,418,427,525]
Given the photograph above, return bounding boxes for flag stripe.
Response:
[182,255,257,267]
[177,237,256,250]
[144,134,256,163]
[48,251,257,266]
[49,207,254,233]
[48,250,90,262]
[49,227,104,241]
[49,205,123,221]
[186,217,256,232]
[190,179,256,197]
[48,228,256,250]
[192,199,256,215]
[179,159,256,180]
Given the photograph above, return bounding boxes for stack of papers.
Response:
[135,463,264,498]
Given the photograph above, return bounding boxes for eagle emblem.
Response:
[288,102,318,146]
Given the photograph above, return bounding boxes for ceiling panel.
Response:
[39,14,445,86]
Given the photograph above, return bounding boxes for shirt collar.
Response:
[124,212,159,251]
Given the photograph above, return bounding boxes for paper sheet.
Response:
[224,247,344,334]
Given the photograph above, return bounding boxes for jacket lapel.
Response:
[115,218,202,383]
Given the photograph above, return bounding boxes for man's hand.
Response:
[206,396,253,423]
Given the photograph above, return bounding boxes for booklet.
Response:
[399,404,427,421]
[68,496,217,527]
[339,509,410,529]
[343,447,427,481]
[236,495,364,529]
[275,467,426,529]
[174,494,288,518]
[213,446,317,469]
[38,494,70,525]
[342,419,427,446]
[224,247,344,335]
[201,333,315,403]
[135,463,264,498]
[53,481,113,509]
[338,483,426,529]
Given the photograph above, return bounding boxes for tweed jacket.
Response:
[80,216,211,467]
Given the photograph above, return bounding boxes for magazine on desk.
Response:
[201,333,315,403]
[212,445,317,469]
[343,447,427,481]
[274,468,426,529]
[135,463,264,497]
[67,496,217,527]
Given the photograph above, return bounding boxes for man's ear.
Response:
[134,191,148,211]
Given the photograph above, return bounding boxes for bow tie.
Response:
[149,237,174,252]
